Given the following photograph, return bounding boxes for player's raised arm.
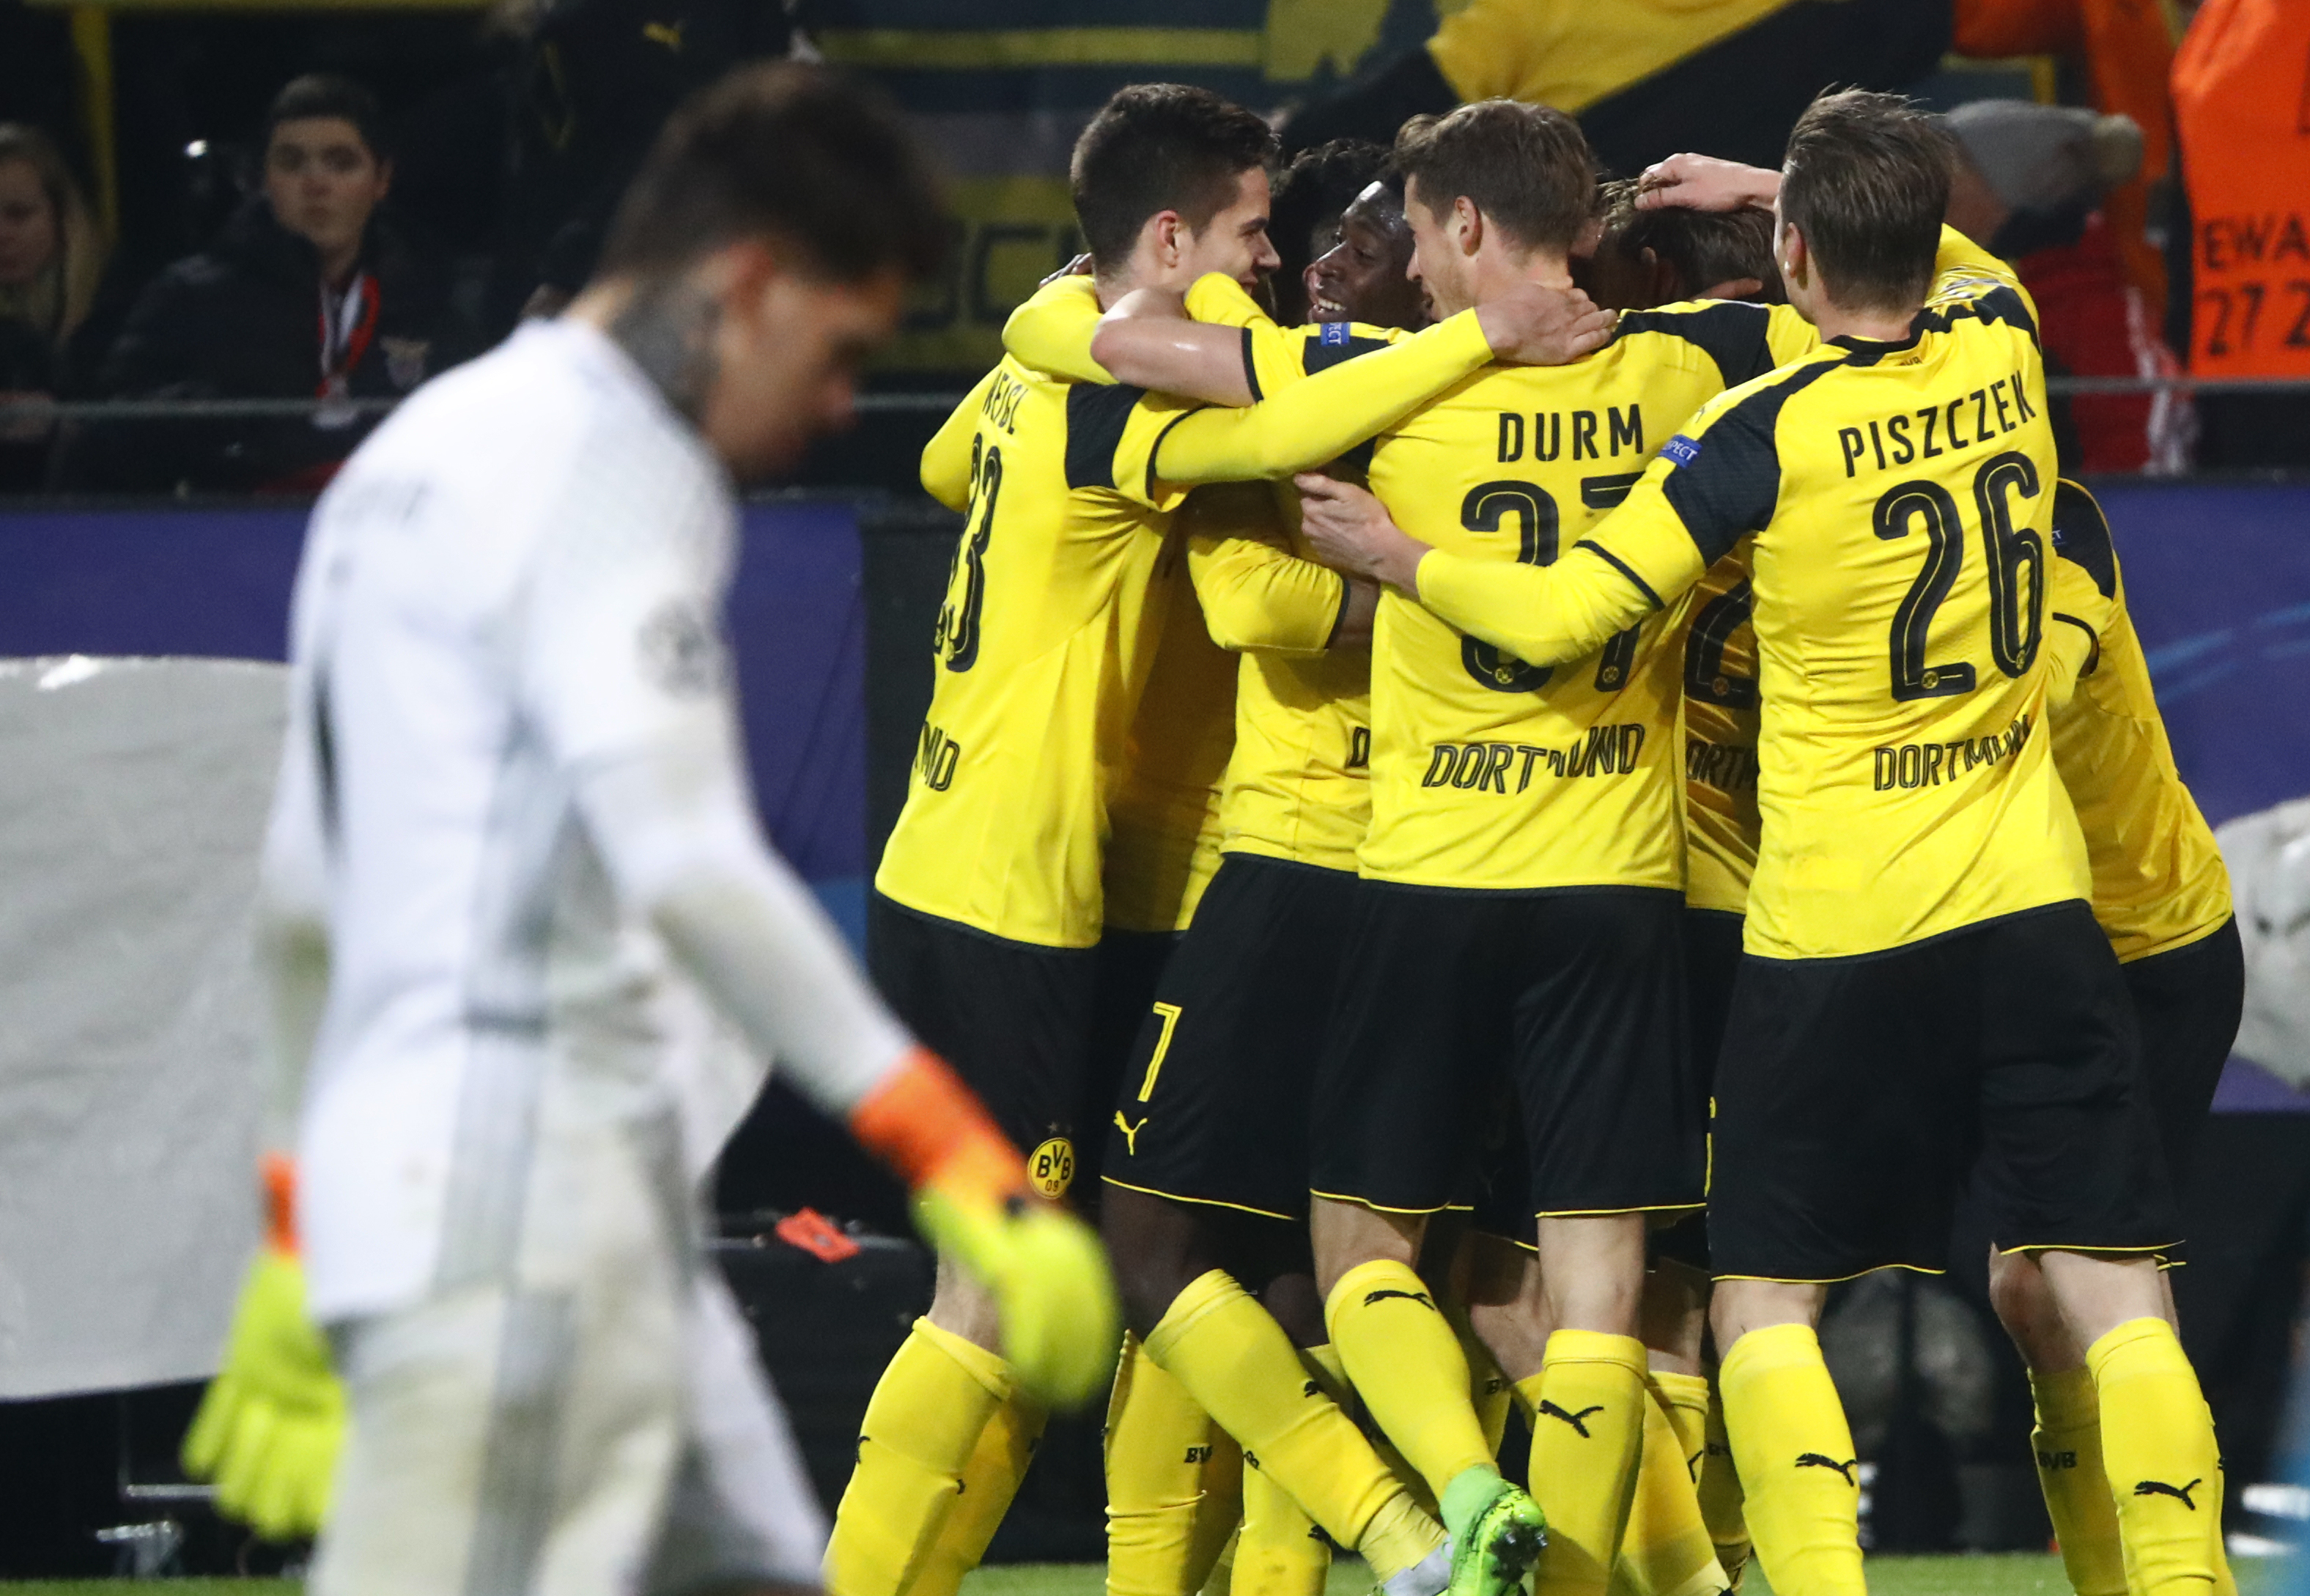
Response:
[1001,272,1263,404]
[1154,279,1615,484]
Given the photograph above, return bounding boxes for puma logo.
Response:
[1302,1380,1321,1397]
[1113,1112,1148,1156]
[2134,1478,2202,1510]
[1538,1400,1606,1438]
[1362,1287,1436,1310]
[1796,1453,1859,1484]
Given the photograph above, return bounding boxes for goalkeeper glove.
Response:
[851,1049,1120,1408]
[182,1155,347,1540]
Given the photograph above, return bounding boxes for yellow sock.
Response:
[1692,1380,1750,1587]
[1311,1339,1440,1521]
[1650,1372,1712,1488]
[1194,1433,1247,1595]
[915,1387,1047,1596]
[1718,1323,1864,1596]
[2087,1317,2223,1596]
[1466,1332,1515,1458]
[2207,1405,2237,1596]
[1235,1432,1332,1596]
[1511,1331,1647,1596]
[1609,1375,1729,1596]
[1326,1260,1495,1502]
[2029,1367,2125,1596]
[1107,1333,1228,1596]
[1148,1270,1445,1581]
[827,1318,1009,1596]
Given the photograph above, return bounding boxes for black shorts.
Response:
[1651,907,1746,1272]
[1085,927,1181,1197]
[1709,901,2179,1283]
[868,893,1098,1201]
[1310,882,1703,1221]
[2124,917,2243,1190]
[1103,856,1362,1222]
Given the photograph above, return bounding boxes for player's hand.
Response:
[1475,281,1617,367]
[915,1177,1120,1409]
[1296,474,1431,596]
[183,1247,347,1541]
[1637,153,1781,213]
[850,1049,1121,1406]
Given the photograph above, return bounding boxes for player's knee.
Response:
[1711,1278,1824,1351]
[1985,1247,2042,1332]
[1100,1195,1203,1332]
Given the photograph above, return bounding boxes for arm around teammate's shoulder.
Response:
[1153,284,1614,487]
[1419,465,1707,667]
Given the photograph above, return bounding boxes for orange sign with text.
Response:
[2173,0,2310,377]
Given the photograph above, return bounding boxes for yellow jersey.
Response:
[1680,540,1763,915]
[2047,481,2233,963]
[1000,275,1449,878]
[1412,231,2111,958]
[1104,528,1236,936]
[874,356,1190,948]
[1104,487,1347,932]
[1358,298,1818,892]
[1188,283,1401,873]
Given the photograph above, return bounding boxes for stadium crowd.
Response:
[0,0,2303,495]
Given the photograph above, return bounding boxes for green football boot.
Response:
[1441,1467,1549,1596]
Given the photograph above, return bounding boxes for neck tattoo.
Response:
[608,276,722,421]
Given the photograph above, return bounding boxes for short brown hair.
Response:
[598,62,946,284]
[1392,100,1594,255]
[1070,84,1279,268]
[1598,179,1782,303]
[1779,89,1955,312]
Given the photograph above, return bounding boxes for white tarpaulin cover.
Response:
[2221,794,2310,1091]
[0,655,281,1398]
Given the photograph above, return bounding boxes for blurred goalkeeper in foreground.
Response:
[183,62,1118,1595]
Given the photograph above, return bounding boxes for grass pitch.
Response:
[0,1556,2289,1595]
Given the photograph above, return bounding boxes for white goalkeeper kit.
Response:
[267,317,912,1595]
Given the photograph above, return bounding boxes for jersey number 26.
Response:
[1872,450,2044,701]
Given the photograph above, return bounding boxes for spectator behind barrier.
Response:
[75,75,471,495]
[0,124,114,489]
[1944,100,2188,476]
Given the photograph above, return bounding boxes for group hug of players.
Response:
[831,80,2243,1596]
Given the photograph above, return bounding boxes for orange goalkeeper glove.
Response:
[182,1154,347,1540]
[851,1049,1119,1407]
